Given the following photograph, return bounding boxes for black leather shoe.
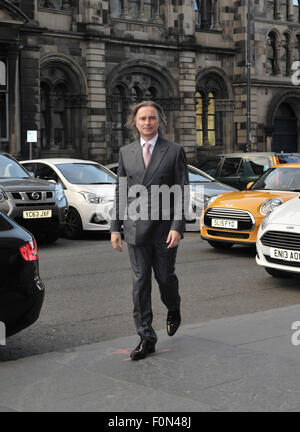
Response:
[130,339,156,361]
[167,309,181,336]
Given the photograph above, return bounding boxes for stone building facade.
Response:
[1,0,300,165]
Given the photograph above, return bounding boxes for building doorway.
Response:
[272,103,298,153]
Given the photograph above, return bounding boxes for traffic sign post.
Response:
[27,130,37,160]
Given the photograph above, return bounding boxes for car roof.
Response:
[21,158,100,165]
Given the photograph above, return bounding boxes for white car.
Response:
[256,196,300,277]
[21,159,116,239]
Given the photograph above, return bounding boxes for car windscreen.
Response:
[56,163,116,185]
[197,157,221,177]
[0,154,30,179]
[188,166,213,183]
[251,167,300,191]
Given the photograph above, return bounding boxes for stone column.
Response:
[123,0,129,19]
[153,0,161,23]
[86,41,107,162]
[138,0,145,18]
[274,42,281,75]
[179,50,197,162]
[8,49,21,156]
[213,0,221,30]
[19,45,41,159]
[288,0,294,21]
[275,0,281,20]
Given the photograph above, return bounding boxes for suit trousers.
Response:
[127,239,181,343]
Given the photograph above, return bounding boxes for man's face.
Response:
[135,106,160,140]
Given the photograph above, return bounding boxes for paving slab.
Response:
[1,304,300,412]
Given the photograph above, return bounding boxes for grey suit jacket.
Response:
[110,135,189,246]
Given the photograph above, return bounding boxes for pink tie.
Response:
[143,142,151,167]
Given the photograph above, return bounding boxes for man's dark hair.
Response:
[125,100,167,139]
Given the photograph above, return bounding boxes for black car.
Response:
[0,211,45,338]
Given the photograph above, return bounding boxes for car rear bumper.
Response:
[1,289,45,337]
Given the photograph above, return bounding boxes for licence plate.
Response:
[211,218,238,229]
[23,210,52,219]
[270,247,300,263]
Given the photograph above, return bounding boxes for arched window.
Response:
[107,65,175,161]
[195,91,216,147]
[0,59,8,144]
[40,62,86,155]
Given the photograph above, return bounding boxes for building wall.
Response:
[1,0,300,163]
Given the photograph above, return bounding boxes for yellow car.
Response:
[200,163,300,249]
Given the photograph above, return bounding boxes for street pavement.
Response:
[1,304,300,412]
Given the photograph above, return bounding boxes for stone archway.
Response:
[266,92,300,153]
[272,103,297,152]
[40,55,88,158]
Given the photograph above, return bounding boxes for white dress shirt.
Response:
[140,134,158,157]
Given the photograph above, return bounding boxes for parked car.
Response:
[256,196,300,278]
[0,210,45,337]
[200,163,300,249]
[21,159,116,239]
[0,151,68,244]
[105,163,237,230]
[197,152,300,190]
[185,165,237,230]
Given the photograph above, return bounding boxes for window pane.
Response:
[220,158,242,176]
[196,114,202,129]
[207,115,215,130]
[207,130,215,146]
[196,131,203,147]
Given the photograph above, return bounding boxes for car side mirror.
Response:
[246,182,254,189]
[28,171,35,178]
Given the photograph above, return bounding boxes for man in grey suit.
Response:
[110,101,189,360]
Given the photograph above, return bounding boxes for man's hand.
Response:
[111,232,123,252]
[166,230,182,249]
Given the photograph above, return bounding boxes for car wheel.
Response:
[265,267,293,278]
[207,240,233,249]
[64,208,83,240]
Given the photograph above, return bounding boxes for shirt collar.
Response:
[140,134,158,148]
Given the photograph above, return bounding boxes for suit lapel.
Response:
[141,136,169,186]
[130,139,145,179]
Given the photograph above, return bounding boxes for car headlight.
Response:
[207,195,218,207]
[80,191,108,204]
[260,213,271,232]
[55,184,65,201]
[260,198,283,215]
[0,189,7,203]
